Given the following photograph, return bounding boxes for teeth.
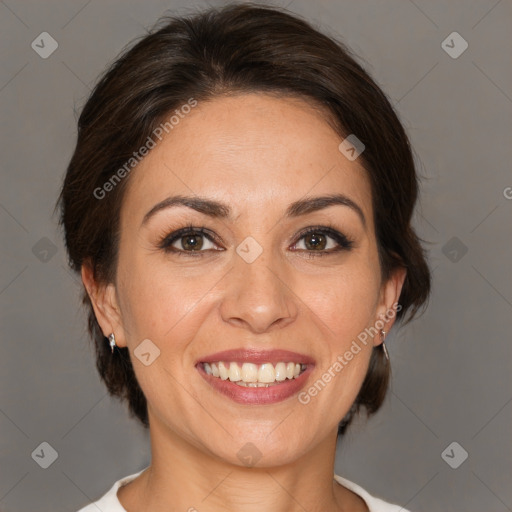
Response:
[228,362,241,382]
[218,361,229,380]
[234,381,282,388]
[203,361,307,384]
[241,362,258,383]
[258,363,275,383]
[275,362,287,381]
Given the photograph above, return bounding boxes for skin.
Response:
[82,93,406,512]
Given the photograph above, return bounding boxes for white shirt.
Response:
[76,467,411,512]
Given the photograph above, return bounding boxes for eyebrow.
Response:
[141,193,366,228]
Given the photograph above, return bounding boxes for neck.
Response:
[118,414,365,512]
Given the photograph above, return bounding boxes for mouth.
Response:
[195,349,314,404]
[201,361,307,387]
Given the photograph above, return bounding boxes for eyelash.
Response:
[293,225,354,257]
[157,223,354,258]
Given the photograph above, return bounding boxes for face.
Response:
[85,93,404,467]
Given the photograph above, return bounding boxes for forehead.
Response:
[122,93,373,226]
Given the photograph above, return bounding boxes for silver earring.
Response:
[108,333,116,353]
[380,330,389,361]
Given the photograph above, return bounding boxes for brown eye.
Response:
[180,234,204,251]
[303,232,327,250]
[159,227,220,254]
[291,226,354,256]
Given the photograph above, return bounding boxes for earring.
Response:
[108,333,116,353]
[380,329,389,361]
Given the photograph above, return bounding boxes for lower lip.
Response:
[196,364,314,405]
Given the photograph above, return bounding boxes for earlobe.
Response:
[81,262,127,347]
[375,266,407,344]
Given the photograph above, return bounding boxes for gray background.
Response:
[0,0,511,511]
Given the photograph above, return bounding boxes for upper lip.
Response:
[196,348,315,366]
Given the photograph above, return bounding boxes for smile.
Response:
[196,348,314,404]
[203,361,308,387]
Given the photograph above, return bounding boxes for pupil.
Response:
[306,233,325,250]
[183,235,203,250]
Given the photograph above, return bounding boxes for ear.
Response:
[81,260,128,348]
[373,266,407,347]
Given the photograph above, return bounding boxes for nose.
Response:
[219,247,298,334]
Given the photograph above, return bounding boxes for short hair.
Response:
[58,2,431,437]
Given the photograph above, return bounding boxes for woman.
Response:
[59,3,430,511]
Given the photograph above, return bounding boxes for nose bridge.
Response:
[220,241,297,332]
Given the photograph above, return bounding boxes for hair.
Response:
[58,2,430,437]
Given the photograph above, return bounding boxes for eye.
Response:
[158,224,353,257]
[158,226,222,255]
[291,226,354,256]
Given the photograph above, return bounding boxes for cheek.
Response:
[115,259,207,408]
[297,259,381,343]
[296,264,380,415]
[116,251,215,347]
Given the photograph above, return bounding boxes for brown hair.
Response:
[58,2,430,437]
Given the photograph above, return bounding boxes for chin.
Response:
[207,426,313,468]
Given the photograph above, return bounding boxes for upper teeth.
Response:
[203,361,306,384]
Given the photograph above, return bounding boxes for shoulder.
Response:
[334,474,412,512]
[75,468,148,512]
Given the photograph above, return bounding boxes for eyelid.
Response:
[157,225,223,252]
[157,223,354,256]
[291,225,354,252]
